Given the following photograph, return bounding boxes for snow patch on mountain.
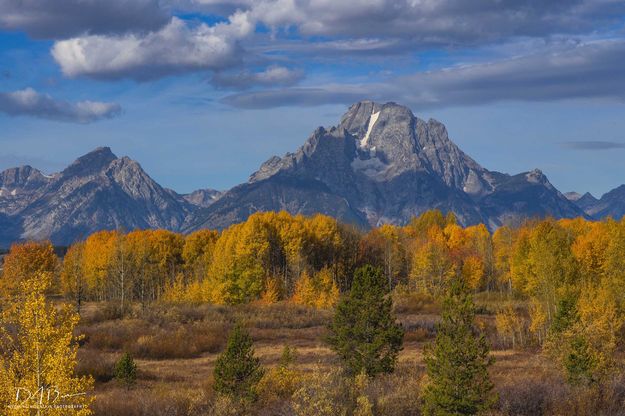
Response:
[360,110,380,148]
[351,155,389,181]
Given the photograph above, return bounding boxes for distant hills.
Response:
[0,100,622,246]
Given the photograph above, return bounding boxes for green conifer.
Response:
[214,323,264,402]
[423,275,497,415]
[327,265,404,376]
[115,352,137,389]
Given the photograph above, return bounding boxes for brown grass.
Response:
[76,301,625,416]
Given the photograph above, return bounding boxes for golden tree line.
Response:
[2,211,625,351]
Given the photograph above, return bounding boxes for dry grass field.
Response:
[74,297,625,416]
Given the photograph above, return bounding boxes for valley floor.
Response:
[75,299,625,416]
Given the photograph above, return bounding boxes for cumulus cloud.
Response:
[222,39,625,109]
[211,65,304,89]
[0,88,122,123]
[0,0,168,39]
[51,13,254,81]
[561,141,625,150]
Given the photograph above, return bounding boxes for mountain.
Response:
[185,101,585,232]
[0,147,202,246]
[182,189,222,208]
[565,191,600,212]
[572,186,625,220]
[1,101,598,246]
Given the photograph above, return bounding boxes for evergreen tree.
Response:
[214,323,264,402]
[423,275,496,416]
[327,265,404,377]
[564,335,597,385]
[115,352,137,389]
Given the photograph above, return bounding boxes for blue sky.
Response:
[1,0,625,197]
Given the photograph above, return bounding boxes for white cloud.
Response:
[52,12,254,80]
[0,88,122,123]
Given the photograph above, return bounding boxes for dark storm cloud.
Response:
[0,0,169,39]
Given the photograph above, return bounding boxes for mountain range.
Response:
[0,101,622,246]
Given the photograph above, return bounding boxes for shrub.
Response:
[257,346,302,406]
[76,348,116,382]
[131,322,226,359]
[392,289,439,315]
[291,366,353,416]
[370,366,424,416]
[93,387,205,416]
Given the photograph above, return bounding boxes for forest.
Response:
[1,210,624,415]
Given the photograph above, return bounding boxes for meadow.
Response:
[76,296,625,416]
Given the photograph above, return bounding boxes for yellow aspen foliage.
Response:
[60,242,86,311]
[208,215,273,304]
[571,222,610,283]
[82,230,118,301]
[292,271,316,307]
[292,268,340,309]
[462,256,485,290]
[443,223,468,255]
[405,209,455,238]
[509,227,532,293]
[492,226,516,291]
[511,220,579,327]
[162,273,188,303]
[315,267,340,308]
[0,272,93,415]
[410,228,453,295]
[575,285,623,380]
[495,304,526,349]
[528,299,548,344]
[558,217,594,239]
[182,280,204,303]
[260,278,281,305]
[182,229,219,281]
[1,240,57,296]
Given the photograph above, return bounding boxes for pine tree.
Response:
[0,272,93,415]
[115,352,137,389]
[564,335,596,385]
[327,265,404,377]
[423,275,496,416]
[214,324,264,402]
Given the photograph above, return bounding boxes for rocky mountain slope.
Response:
[185,101,585,232]
[568,186,625,220]
[0,147,218,246]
